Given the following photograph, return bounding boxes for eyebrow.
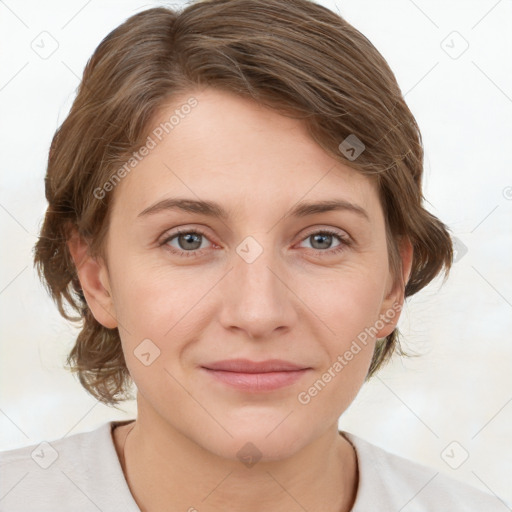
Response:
[137,197,370,221]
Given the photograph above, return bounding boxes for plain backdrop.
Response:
[1,0,511,506]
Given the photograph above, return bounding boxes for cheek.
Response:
[293,276,382,421]
[298,262,387,337]
[295,265,385,381]
[109,248,187,327]
[111,267,192,403]
[108,254,219,374]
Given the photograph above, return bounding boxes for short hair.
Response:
[33,0,453,405]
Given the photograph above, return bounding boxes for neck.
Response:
[113,412,358,512]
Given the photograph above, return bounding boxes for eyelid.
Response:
[299,225,351,242]
[159,225,216,244]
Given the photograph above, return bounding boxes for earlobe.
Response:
[375,237,414,338]
[66,229,118,329]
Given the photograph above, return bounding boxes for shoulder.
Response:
[0,420,139,512]
[342,431,507,512]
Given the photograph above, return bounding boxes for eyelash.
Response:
[159,227,352,258]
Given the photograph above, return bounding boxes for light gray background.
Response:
[1,0,511,506]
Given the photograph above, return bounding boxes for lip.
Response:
[202,358,309,373]
[200,359,311,392]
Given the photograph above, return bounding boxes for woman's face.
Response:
[82,87,410,460]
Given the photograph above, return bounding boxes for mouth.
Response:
[200,359,311,392]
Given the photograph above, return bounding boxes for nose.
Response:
[217,237,298,340]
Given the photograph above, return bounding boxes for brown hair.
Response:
[33,0,453,405]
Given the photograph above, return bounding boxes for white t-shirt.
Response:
[0,420,505,511]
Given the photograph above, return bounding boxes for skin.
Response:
[68,87,413,512]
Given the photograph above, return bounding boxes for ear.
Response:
[375,236,413,338]
[66,229,118,329]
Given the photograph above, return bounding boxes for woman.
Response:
[0,1,504,510]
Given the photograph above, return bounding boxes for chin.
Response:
[193,419,314,464]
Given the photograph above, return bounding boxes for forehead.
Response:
[110,87,380,222]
